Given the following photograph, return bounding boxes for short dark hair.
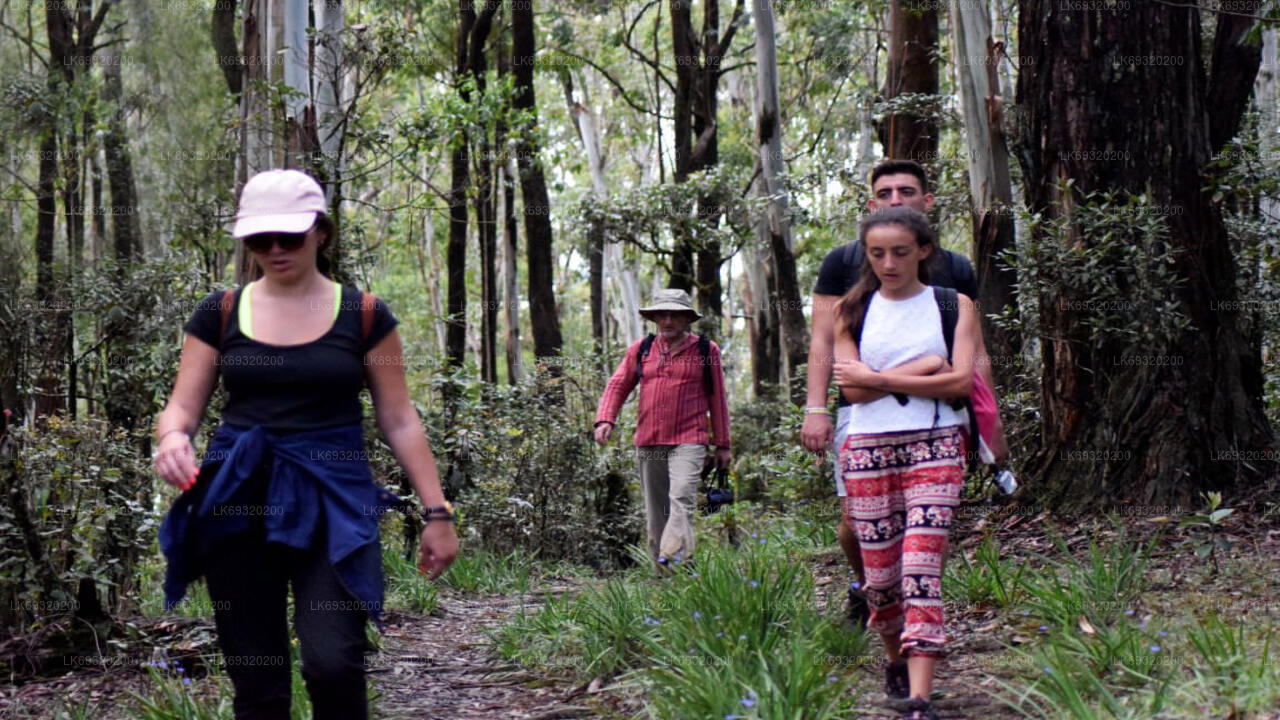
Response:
[869,159,929,194]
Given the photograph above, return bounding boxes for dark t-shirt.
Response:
[813,242,980,300]
[183,284,398,431]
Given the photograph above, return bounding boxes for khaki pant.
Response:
[637,444,706,564]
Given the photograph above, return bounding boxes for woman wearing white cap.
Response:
[153,169,457,719]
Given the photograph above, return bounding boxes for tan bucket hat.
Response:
[639,288,702,321]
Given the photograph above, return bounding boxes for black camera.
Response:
[700,464,734,512]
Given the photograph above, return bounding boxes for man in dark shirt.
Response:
[800,159,996,629]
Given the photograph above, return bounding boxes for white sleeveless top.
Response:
[847,286,965,434]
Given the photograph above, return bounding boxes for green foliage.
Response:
[0,416,154,629]
[1177,491,1235,573]
[404,367,642,570]
[382,541,440,614]
[1018,525,1155,630]
[997,186,1191,355]
[127,660,233,720]
[439,547,535,595]
[943,534,1027,610]
[729,397,828,504]
[493,520,869,719]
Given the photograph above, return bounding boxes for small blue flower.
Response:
[1124,609,1135,616]
[1039,625,1048,633]
[741,698,756,708]
[1021,610,1030,616]
[850,580,861,590]
[183,677,191,686]
[751,532,759,539]
[759,538,766,545]
[1149,644,1161,653]
[749,580,759,588]
[693,611,702,620]
[826,674,838,683]
[1158,630,1168,637]
[738,634,747,640]
[1042,666,1053,674]
[1138,620,1147,630]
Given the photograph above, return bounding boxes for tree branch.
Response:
[622,0,675,94]
[1206,8,1264,150]
[554,48,674,119]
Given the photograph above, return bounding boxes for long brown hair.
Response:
[837,207,938,345]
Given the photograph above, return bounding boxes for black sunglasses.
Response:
[244,232,307,254]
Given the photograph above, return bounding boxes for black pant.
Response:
[203,527,370,720]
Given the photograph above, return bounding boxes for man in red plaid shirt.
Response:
[594,289,733,569]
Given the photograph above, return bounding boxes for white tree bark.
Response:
[574,74,644,344]
[283,0,310,122]
[315,0,345,204]
[500,157,525,382]
[951,0,1014,234]
[1258,29,1277,227]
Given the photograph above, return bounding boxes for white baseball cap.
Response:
[232,169,327,238]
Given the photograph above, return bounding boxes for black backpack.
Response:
[636,333,714,396]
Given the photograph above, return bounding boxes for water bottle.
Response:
[994,467,1018,495]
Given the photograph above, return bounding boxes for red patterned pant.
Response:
[839,425,965,658]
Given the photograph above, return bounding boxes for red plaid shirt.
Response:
[595,333,731,448]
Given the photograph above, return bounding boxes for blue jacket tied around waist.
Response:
[160,422,407,628]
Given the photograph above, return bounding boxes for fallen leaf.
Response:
[1078,615,1097,636]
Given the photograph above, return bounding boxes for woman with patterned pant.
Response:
[831,206,979,720]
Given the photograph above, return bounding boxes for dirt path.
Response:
[370,589,616,720]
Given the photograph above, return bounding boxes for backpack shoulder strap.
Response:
[853,292,873,350]
[360,291,377,346]
[844,242,863,293]
[636,333,656,380]
[218,288,235,352]
[698,334,712,395]
[933,286,958,362]
[933,286,968,411]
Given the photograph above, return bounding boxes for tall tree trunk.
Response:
[102,49,141,266]
[1257,30,1277,226]
[669,0,697,292]
[879,0,939,164]
[446,0,475,368]
[1015,0,1272,504]
[500,159,524,384]
[752,0,806,402]
[470,1,500,383]
[33,133,62,420]
[951,0,1019,383]
[496,47,524,384]
[746,176,780,398]
[511,0,563,361]
[670,0,743,325]
[315,0,346,281]
[235,0,274,283]
[565,72,610,354]
[42,0,112,418]
[1206,7,1265,153]
[211,0,242,96]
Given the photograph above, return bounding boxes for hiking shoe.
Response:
[900,697,938,720]
[883,659,909,700]
[845,585,870,629]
